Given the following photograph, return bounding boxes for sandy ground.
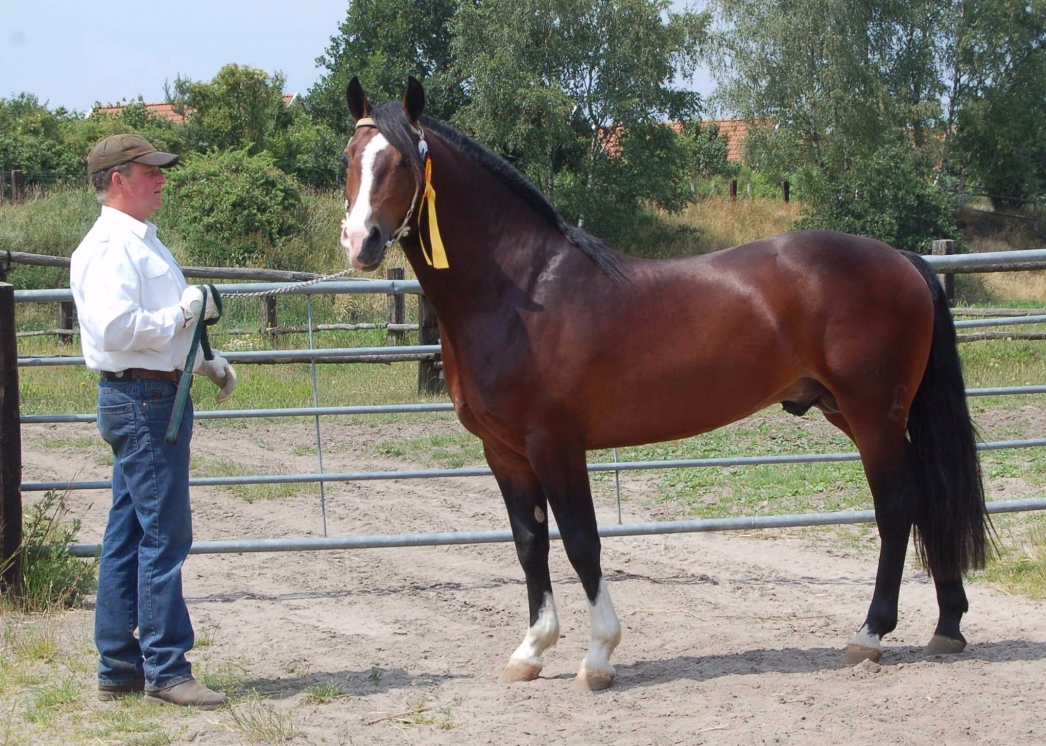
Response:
[17,416,1046,746]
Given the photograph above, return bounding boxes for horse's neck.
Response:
[405,145,574,317]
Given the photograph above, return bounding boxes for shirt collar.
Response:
[100,205,157,239]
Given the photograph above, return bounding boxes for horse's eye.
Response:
[340,154,349,169]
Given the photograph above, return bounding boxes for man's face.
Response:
[112,162,166,221]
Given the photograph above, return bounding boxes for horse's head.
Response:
[340,77,427,271]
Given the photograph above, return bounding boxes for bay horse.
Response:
[339,77,990,690]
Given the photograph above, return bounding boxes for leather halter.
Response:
[345,117,424,250]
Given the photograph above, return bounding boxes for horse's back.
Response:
[575,231,935,447]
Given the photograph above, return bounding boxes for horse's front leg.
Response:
[528,439,621,691]
[484,442,560,683]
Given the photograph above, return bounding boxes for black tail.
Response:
[903,252,992,578]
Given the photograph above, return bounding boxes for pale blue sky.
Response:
[2,0,714,114]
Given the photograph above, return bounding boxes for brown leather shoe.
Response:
[145,678,227,710]
[98,680,145,701]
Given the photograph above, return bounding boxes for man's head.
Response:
[88,134,180,222]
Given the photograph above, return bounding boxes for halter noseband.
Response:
[346,117,425,251]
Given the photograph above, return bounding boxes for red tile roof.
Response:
[600,119,752,162]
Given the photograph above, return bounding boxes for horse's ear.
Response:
[403,76,425,124]
[346,76,371,122]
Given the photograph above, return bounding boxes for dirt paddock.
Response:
[18,418,1046,745]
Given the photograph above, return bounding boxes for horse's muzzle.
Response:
[342,223,388,271]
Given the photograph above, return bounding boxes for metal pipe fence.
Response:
[10,248,1046,554]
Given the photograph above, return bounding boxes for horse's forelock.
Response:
[371,102,425,187]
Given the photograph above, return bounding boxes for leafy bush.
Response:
[267,113,345,188]
[1,491,97,613]
[795,140,960,253]
[159,148,303,267]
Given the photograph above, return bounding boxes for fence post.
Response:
[0,283,23,597]
[10,170,25,203]
[782,181,790,203]
[262,296,278,335]
[57,301,75,346]
[932,239,956,306]
[729,179,737,202]
[386,268,405,346]
[417,294,445,395]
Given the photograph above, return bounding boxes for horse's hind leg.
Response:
[484,442,560,684]
[824,413,915,665]
[925,576,969,655]
[527,439,621,691]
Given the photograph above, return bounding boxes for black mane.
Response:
[369,101,627,284]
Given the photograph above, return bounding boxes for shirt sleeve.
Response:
[78,242,185,353]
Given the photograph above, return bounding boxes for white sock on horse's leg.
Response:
[573,577,622,691]
[499,592,559,683]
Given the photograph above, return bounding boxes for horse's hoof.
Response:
[924,634,966,656]
[844,644,883,666]
[498,660,542,684]
[571,667,615,692]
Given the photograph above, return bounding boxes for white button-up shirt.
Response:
[70,206,198,374]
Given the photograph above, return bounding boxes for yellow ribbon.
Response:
[418,158,449,269]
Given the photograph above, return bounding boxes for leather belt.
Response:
[101,368,181,383]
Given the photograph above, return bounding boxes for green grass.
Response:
[190,457,305,503]
[982,515,1046,599]
[228,694,298,743]
[304,680,345,705]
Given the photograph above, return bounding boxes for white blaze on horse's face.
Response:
[340,133,391,270]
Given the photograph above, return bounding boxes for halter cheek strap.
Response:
[343,118,448,269]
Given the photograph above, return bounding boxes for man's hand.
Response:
[199,354,237,403]
[178,285,219,328]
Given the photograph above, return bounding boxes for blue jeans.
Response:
[95,378,195,691]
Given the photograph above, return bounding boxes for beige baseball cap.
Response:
[88,134,180,174]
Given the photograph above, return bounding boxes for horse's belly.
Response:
[585,364,792,450]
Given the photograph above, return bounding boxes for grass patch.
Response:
[190,458,306,503]
[1,491,98,614]
[195,657,250,696]
[228,694,299,743]
[982,515,1046,599]
[366,695,457,730]
[375,432,486,469]
[304,679,345,705]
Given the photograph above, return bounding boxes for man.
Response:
[71,134,236,710]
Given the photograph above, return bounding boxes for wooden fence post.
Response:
[386,268,405,346]
[729,179,738,202]
[10,170,25,203]
[417,294,445,395]
[932,239,956,306]
[0,283,24,597]
[782,181,790,203]
[262,296,278,335]
[58,301,75,346]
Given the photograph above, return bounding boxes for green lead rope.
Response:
[165,285,223,445]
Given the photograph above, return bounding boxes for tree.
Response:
[167,64,291,155]
[307,0,463,135]
[450,0,709,244]
[795,137,960,253]
[708,0,1046,209]
[707,0,944,168]
[0,94,83,183]
[939,0,1046,207]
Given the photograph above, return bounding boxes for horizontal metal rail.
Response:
[13,249,1046,307]
[62,497,1046,557]
[17,385,1046,425]
[954,315,1046,328]
[21,437,1046,493]
[16,345,443,368]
